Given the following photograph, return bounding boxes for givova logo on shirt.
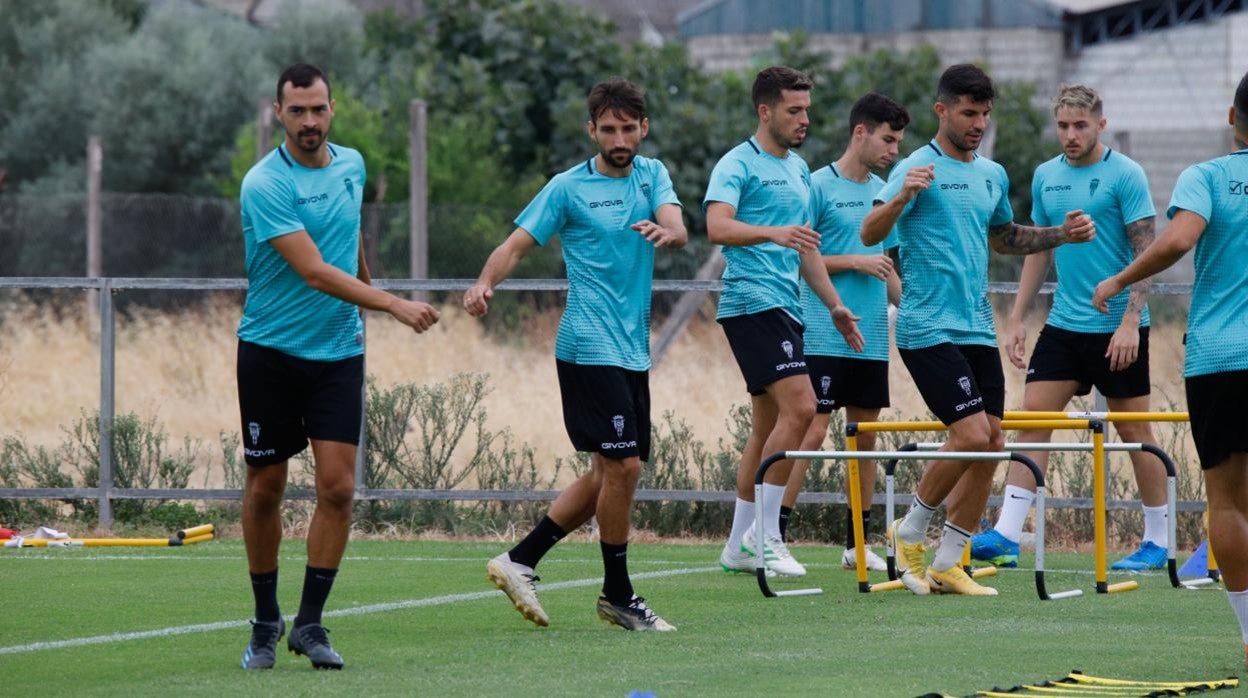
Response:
[589,199,625,209]
[939,183,969,191]
[760,179,789,187]
[295,192,329,206]
[835,200,865,208]
[1044,185,1072,193]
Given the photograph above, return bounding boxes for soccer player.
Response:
[707,66,864,579]
[467,78,685,632]
[778,93,908,573]
[861,64,1095,596]
[238,63,440,670]
[1092,71,1248,667]
[972,85,1167,570]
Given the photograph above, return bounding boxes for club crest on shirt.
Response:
[1089,178,1100,197]
[985,179,994,196]
[344,177,355,201]
[640,182,652,201]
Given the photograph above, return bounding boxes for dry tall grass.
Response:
[0,294,1196,493]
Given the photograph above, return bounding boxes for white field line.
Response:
[0,566,717,657]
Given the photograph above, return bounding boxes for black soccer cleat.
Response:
[241,617,285,670]
[287,622,344,670]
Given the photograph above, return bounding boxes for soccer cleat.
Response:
[742,527,806,578]
[486,552,549,627]
[925,564,999,596]
[969,528,1020,568]
[1111,541,1167,571]
[888,518,930,595]
[287,623,344,670]
[240,617,285,670]
[841,547,889,572]
[596,595,676,632]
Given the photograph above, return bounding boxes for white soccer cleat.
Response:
[841,547,888,572]
[742,527,807,578]
[486,552,549,627]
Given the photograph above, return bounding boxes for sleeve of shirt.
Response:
[651,161,682,211]
[703,154,746,210]
[1167,164,1213,222]
[1029,168,1050,226]
[989,167,1015,228]
[1118,161,1157,224]
[241,171,304,243]
[808,177,829,235]
[873,162,916,218]
[515,176,567,247]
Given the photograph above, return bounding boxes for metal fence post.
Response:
[355,315,367,494]
[98,278,116,529]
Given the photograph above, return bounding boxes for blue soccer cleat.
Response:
[1111,541,1167,571]
[969,529,1019,568]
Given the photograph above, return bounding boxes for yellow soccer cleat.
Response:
[925,564,999,596]
[888,518,930,595]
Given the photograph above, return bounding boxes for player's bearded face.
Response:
[590,110,647,170]
[942,96,991,152]
[766,90,811,149]
[277,79,334,154]
[1055,106,1102,162]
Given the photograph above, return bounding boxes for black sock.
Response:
[846,509,872,549]
[779,506,793,542]
[293,566,337,628]
[600,541,634,604]
[250,569,280,623]
[508,516,567,569]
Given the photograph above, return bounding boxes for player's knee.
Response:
[781,398,816,427]
[318,476,355,512]
[601,456,641,484]
[987,429,1005,453]
[948,418,992,451]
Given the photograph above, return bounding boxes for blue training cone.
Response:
[1178,539,1209,578]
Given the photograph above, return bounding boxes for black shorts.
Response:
[556,360,651,461]
[899,343,1005,425]
[1186,370,1248,470]
[236,340,364,467]
[806,355,890,413]
[719,308,808,395]
[1026,325,1150,398]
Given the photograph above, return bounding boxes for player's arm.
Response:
[861,164,933,245]
[356,237,371,285]
[822,253,894,282]
[1103,217,1156,371]
[706,202,820,251]
[988,209,1095,255]
[1093,211,1204,313]
[632,203,687,248]
[799,250,864,352]
[463,228,539,317]
[269,231,439,332]
[1002,250,1052,369]
[886,267,901,307]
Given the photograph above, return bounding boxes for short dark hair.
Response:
[277,63,331,104]
[752,66,813,108]
[848,92,910,136]
[587,77,647,123]
[937,64,995,105]
[1235,71,1248,132]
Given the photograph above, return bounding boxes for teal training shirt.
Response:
[704,137,812,321]
[515,154,682,371]
[1031,149,1154,332]
[1167,148,1248,377]
[800,164,897,360]
[237,143,366,361]
[875,141,1014,349]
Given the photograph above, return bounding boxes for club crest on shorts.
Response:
[820,375,832,396]
[957,376,972,397]
[781,340,794,360]
[612,414,625,438]
[1089,178,1100,197]
[248,421,261,445]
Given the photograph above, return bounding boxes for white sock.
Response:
[762,484,786,540]
[993,485,1035,543]
[727,498,754,551]
[900,495,936,544]
[932,522,971,571]
[1142,504,1168,548]
[1227,589,1248,645]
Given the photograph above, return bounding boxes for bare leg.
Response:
[1204,456,1248,591]
[306,440,356,569]
[596,454,641,545]
[243,461,288,573]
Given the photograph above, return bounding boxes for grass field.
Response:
[0,538,1240,697]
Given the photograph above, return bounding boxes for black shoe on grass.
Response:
[288,623,344,670]
[241,618,285,670]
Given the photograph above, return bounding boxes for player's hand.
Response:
[1061,209,1096,243]
[1106,321,1140,372]
[392,299,440,332]
[462,283,493,318]
[855,254,894,281]
[631,220,682,248]
[771,224,820,253]
[832,305,865,352]
[899,164,935,202]
[1091,276,1123,314]
[1005,318,1028,370]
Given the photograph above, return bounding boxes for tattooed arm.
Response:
[988,209,1096,255]
[1104,217,1156,371]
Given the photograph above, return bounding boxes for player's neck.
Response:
[1066,141,1105,167]
[834,151,870,182]
[933,131,974,162]
[593,153,633,178]
[753,127,789,158]
[1234,131,1248,151]
[283,139,332,168]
